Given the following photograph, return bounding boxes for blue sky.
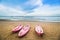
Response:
[43,0,60,5]
[0,0,60,16]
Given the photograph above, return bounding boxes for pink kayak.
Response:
[18,25,30,37]
[12,24,23,33]
[35,25,44,36]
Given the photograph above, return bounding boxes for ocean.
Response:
[0,16,60,22]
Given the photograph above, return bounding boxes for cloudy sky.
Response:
[0,0,60,16]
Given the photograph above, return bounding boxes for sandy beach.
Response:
[0,21,60,40]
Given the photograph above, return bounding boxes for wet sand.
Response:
[0,21,60,40]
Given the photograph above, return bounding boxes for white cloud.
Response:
[26,0,43,6]
[0,0,60,16]
[0,0,43,16]
[26,5,60,16]
[0,4,60,16]
[18,0,43,12]
[0,4,27,16]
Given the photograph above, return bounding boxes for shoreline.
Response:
[0,19,60,22]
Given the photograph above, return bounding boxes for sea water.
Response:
[0,16,60,22]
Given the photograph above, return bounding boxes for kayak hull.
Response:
[18,25,30,37]
[12,25,23,33]
[35,25,44,36]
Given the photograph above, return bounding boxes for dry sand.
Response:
[0,21,60,40]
